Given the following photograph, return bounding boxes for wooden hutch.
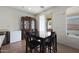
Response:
[21,16,36,40]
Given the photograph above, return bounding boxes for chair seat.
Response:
[29,40,40,49]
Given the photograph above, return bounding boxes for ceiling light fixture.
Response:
[22,6,32,10]
[28,8,32,10]
[40,6,44,8]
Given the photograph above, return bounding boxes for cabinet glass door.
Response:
[31,20,35,30]
[24,21,30,29]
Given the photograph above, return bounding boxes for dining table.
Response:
[25,31,57,53]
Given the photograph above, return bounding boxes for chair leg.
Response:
[54,46,57,53]
[48,45,51,53]
[53,44,57,53]
[40,45,42,53]
[49,45,51,53]
[47,46,49,52]
[0,48,1,53]
[53,44,56,53]
[52,42,55,52]
[26,46,28,53]
[30,48,32,53]
[55,34,57,53]
[54,37,57,53]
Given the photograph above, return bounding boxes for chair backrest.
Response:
[0,35,5,48]
[51,32,56,37]
[45,32,56,43]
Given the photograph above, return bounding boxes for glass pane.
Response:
[31,20,35,30]
[24,21,29,29]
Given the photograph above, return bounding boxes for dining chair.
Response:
[28,36,41,53]
[52,32,57,53]
[44,32,57,53]
[25,31,41,53]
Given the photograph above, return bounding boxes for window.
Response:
[67,16,79,37]
[66,7,79,38]
[39,15,46,37]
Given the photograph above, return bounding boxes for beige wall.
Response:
[0,6,34,31]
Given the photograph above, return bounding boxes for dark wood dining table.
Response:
[25,32,57,53]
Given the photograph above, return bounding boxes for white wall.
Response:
[52,7,79,49]
[0,6,34,31]
[36,6,79,49]
[0,6,34,43]
[10,31,21,43]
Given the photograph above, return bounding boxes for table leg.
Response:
[41,39,46,53]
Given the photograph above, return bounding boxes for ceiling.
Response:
[10,6,52,15]
[66,7,79,16]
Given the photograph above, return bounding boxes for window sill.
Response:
[67,34,79,38]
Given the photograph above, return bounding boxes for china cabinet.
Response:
[21,16,36,40]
